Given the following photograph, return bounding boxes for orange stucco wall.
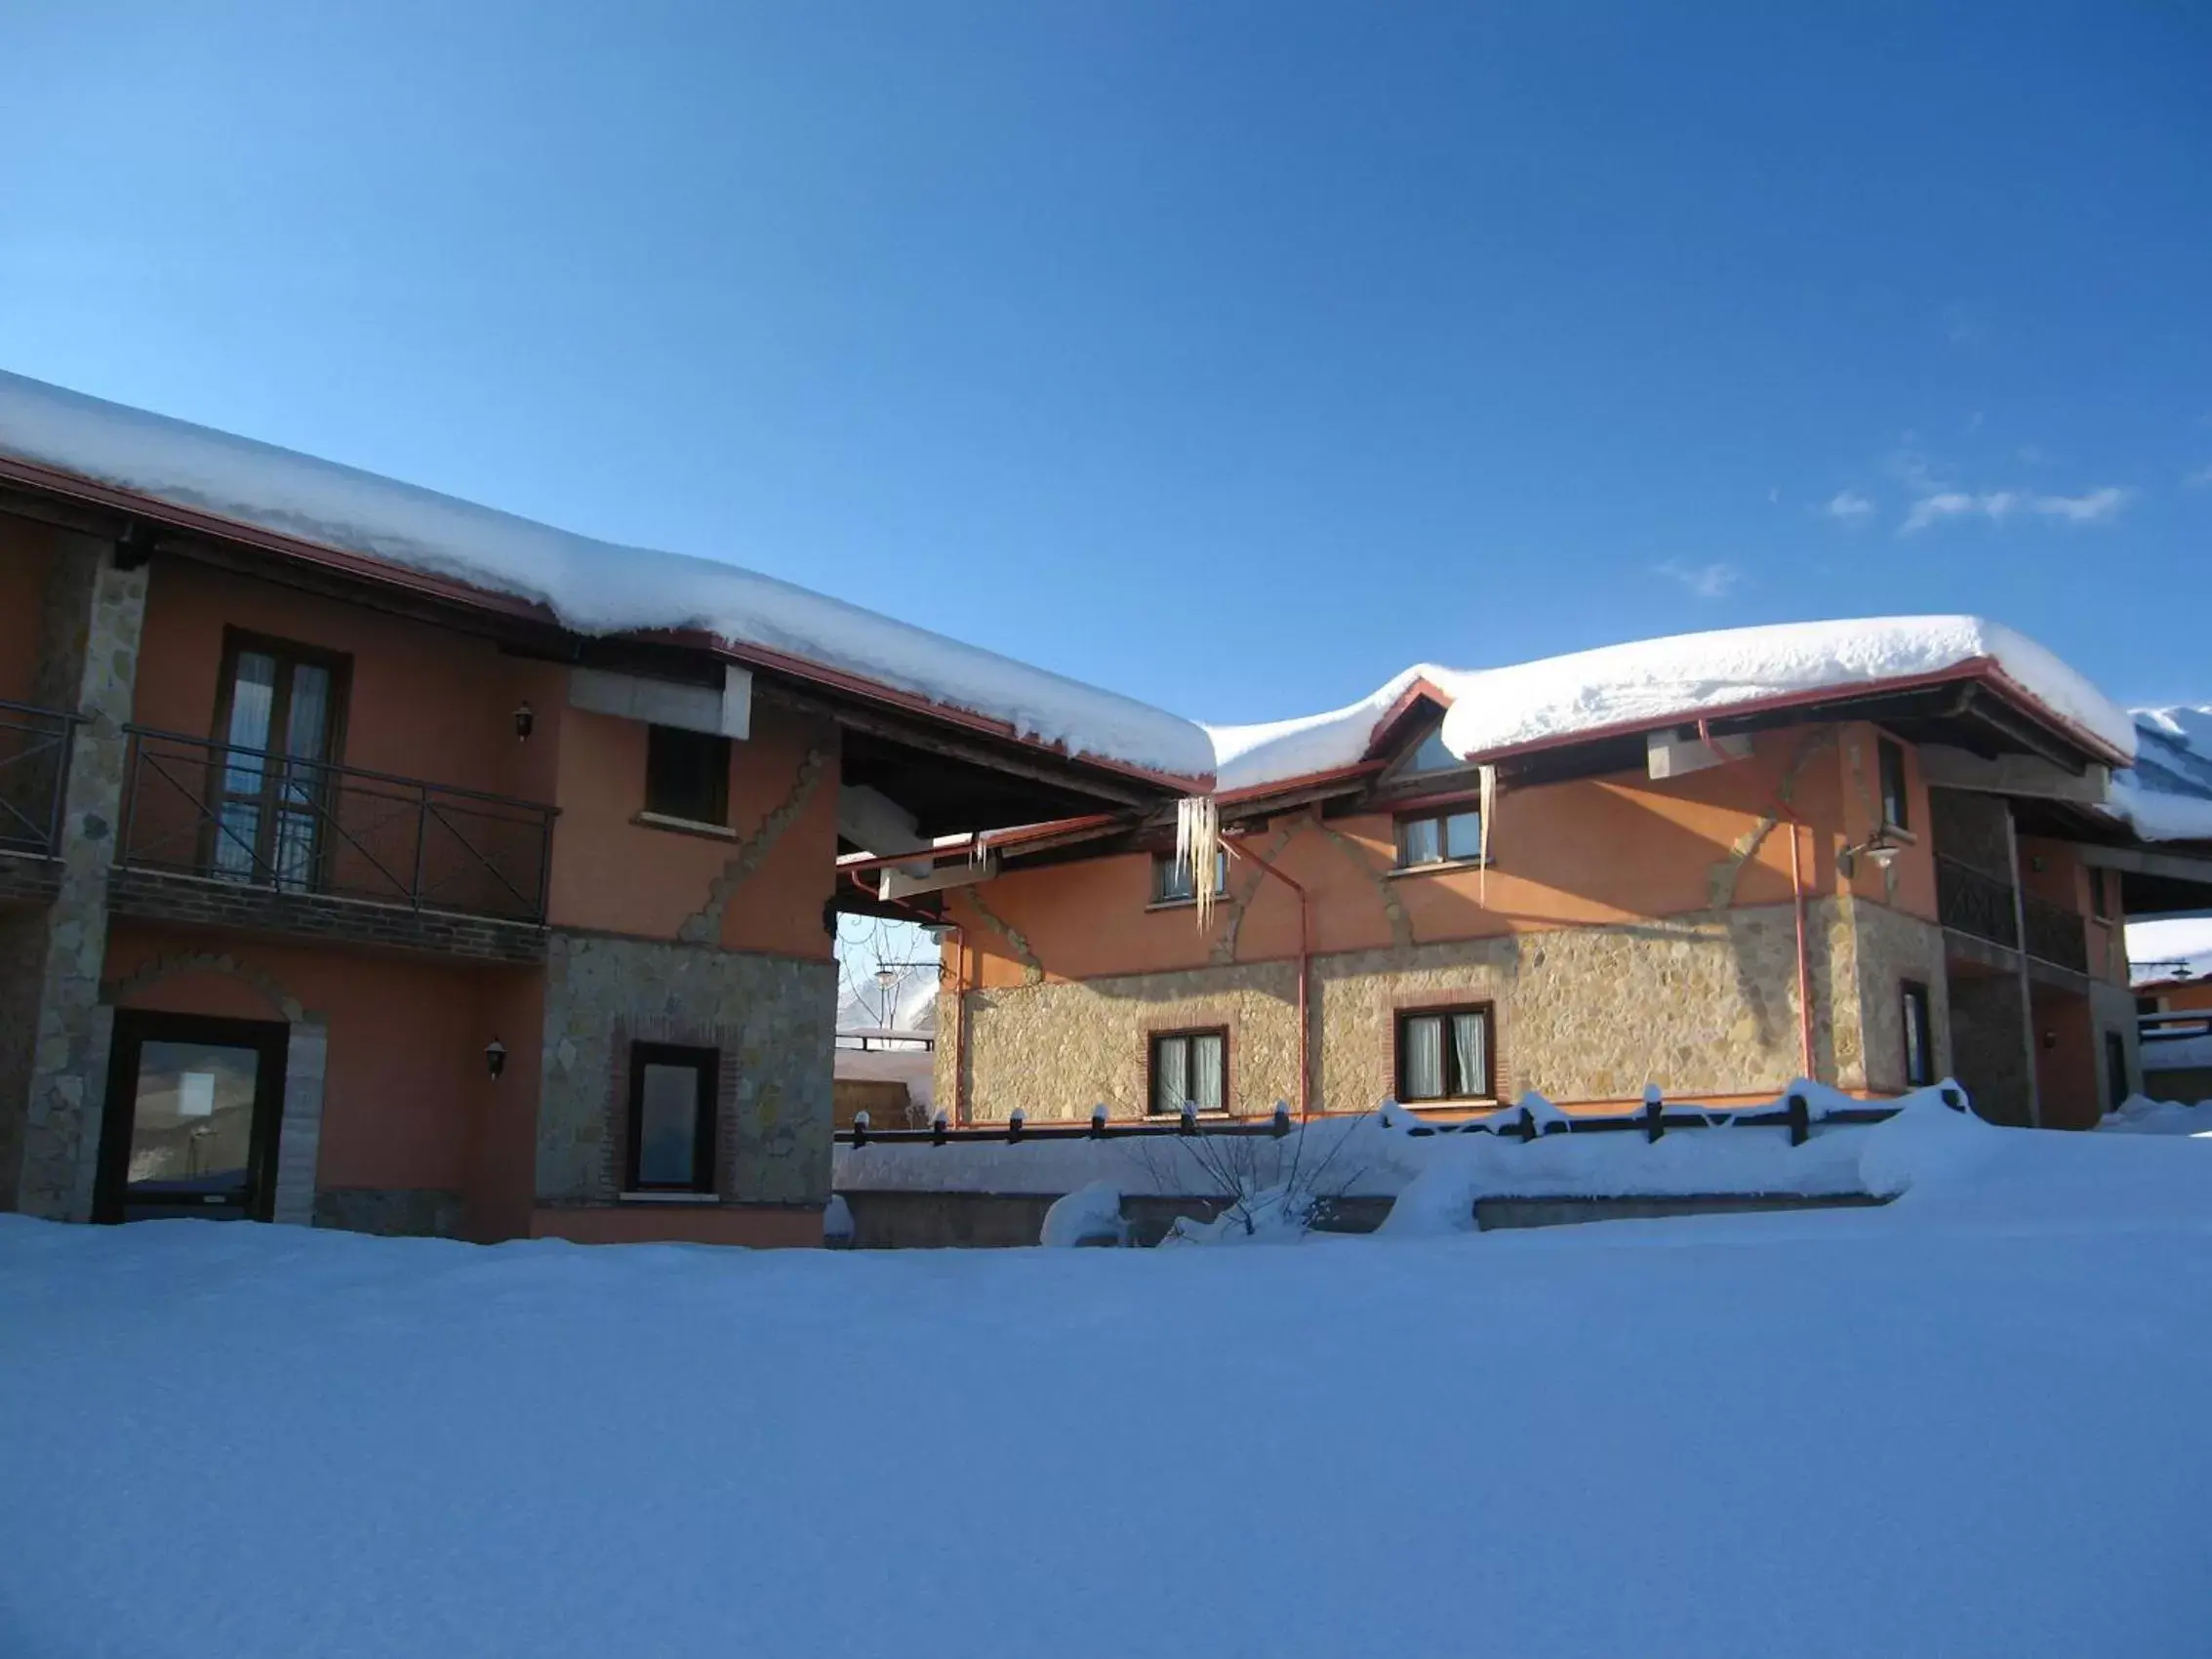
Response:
[0,511,55,707]
[546,700,836,957]
[103,923,525,1210]
[2018,835,2127,985]
[948,727,1900,987]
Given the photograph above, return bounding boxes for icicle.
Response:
[1477,763,1498,907]
[969,832,989,869]
[1176,794,1222,930]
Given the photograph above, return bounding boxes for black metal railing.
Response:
[2021,892,2089,974]
[1935,855,2017,951]
[1936,854,2090,972]
[118,727,556,924]
[0,698,77,859]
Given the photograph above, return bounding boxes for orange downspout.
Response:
[1788,819,1815,1080]
[1226,839,1313,1121]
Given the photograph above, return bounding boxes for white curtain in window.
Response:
[1450,1011,1487,1097]
[1400,818,1441,868]
[1404,1015,1444,1100]
[1154,1038,1188,1113]
[1192,1033,1225,1110]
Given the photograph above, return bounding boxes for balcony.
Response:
[112,727,557,960]
[1936,855,2088,976]
[0,699,77,903]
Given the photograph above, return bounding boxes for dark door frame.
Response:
[95,1009,291,1224]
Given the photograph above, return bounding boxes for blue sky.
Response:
[3,2,2208,723]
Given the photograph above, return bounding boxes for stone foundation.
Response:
[315,1186,465,1237]
[536,930,837,1206]
[951,899,1958,1121]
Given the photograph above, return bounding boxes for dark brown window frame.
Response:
[1877,736,1910,833]
[1901,980,1935,1089]
[1149,847,1228,906]
[2089,867,2111,921]
[624,1041,719,1194]
[205,628,354,888]
[1393,1002,1496,1103]
[1393,806,1484,870]
[644,724,732,828]
[1146,1026,1229,1115]
[94,1008,292,1225]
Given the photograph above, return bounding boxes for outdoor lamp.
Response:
[485,1038,507,1079]
[1839,830,1903,879]
[513,702,535,741]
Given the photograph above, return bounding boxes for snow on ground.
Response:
[0,371,1215,779]
[5,1105,2212,1658]
[1206,617,2134,791]
[839,1085,1920,1201]
[2101,1094,2212,1136]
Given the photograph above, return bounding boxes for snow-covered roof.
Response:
[2109,708,2212,844]
[0,371,1217,783]
[1206,617,2136,794]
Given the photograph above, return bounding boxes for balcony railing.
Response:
[0,698,77,859]
[1936,854,2088,973]
[118,727,556,925]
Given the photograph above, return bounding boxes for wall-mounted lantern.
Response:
[485,1038,507,1079]
[513,702,535,742]
[1838,829,1904,879]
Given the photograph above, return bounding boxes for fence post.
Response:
[1090,1105,1106,1139]
[1518,1106,1538,1143]
[1179,1105,1197,1136]
[1643,1091,1664,1145]
[1787,1090,1810,1147]
[851,1111,868,1148]
[1940,1084,1965,1113]
[1271,1102,1291,1138]
[932,1111,948,1146]
[1008,1108,1025,1144]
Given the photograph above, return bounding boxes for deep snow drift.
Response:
[5,1106,2212,1658]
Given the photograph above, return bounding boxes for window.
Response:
[645,724,731,826]
[1151,848,1228,905]
[1395,809,1482,870]
[1149,1029,1227,1114]
[1394,1005,1494,1102]
[1901,982,1934,1088]
[625,1042,717,1193]
[1407,727,1460,773]
[210,632,349,891]
[2136,994,2164,1017]
[2105,1031,2131,1111]
[1877,737,1910,832]
[2089,868,2111,921]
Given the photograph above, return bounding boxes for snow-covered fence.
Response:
[837,1086,1968,1152]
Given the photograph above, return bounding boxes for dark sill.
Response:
[617,1191,721,1204]
[1145,896,1228,912]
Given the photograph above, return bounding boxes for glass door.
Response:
[96,1012,289,1223]
[209,637,344,891]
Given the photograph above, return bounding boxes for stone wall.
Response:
[949,899,1957,1121]
[1949,973,2032,1126]
[314,1186,465,1236]
[535,929,837,1207]
[1841,897,1952,1094]
[12,533,144,1219]
[0,909,50,1205]
[945,959,1301,1122]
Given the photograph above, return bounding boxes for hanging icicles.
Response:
[1477,763,1498,908]
[1176,793,1223,929]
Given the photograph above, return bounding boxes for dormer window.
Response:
[1407,727,1460,772]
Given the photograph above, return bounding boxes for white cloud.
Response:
[2029,486,2130,523]
[1825,489,1876,523]
[1901,485,2129,533]
[1655,560,1741,599]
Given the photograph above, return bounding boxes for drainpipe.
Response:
[1789,819,1815,1080]
[2001,801,2043,1128]
[1225,837,1313,1122]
